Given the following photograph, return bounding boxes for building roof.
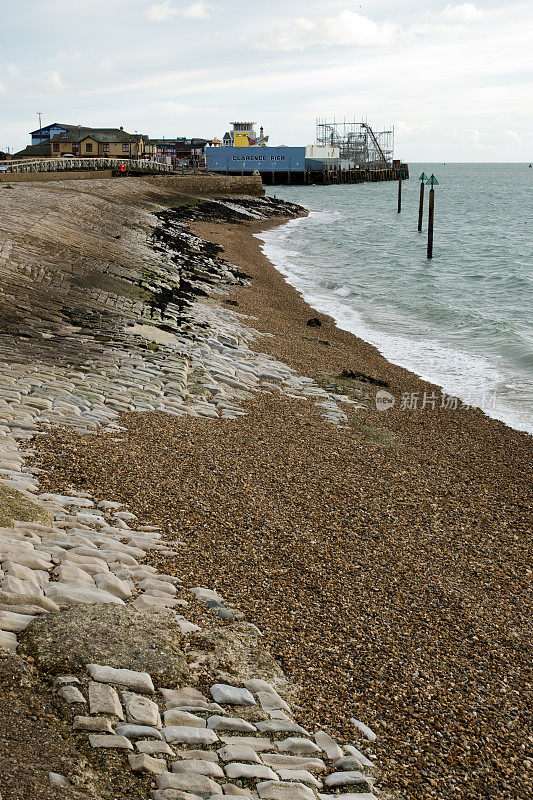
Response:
[14,141,51,158]
[29,122,75,135]
[51,128,139,144]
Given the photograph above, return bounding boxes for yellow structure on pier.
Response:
[222,123,269,148]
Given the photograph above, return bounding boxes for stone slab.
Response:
[88,734,133,750]
[171,759,225,778]
[163,726,218,746]
[224,763,278,781]
[45,583,124,606]
[156,772,222,794]
[128,752,168,774]
[87,663,155,692]
[210,684,256,706]
[88,681,124,718]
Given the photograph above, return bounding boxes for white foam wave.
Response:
[255,226,532,436]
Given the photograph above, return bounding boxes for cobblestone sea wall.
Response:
[0,179,382,799]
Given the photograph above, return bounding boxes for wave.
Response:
[255,216,533,436]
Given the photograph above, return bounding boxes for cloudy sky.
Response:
[1,0,531,160]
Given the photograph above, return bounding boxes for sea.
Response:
[260,163,532,435]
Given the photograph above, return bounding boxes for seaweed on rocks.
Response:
[142,197,303,329]
[159,197,304,225]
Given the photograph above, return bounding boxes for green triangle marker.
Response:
[419,172,428,181]
[426,173,439,187]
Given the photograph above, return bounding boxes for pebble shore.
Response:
[0,177,531,800]
[0,179,379,800]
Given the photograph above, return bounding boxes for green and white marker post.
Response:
[397,165,402,213]
[426,173,439,259]
[418,172,428,232]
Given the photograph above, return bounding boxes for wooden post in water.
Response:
[418,172,427,232]
[426,174,439,259]
[397,168,402,213]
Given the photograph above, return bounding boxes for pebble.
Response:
[177,620,201,634]
[190,587,224,603]
[88,734,133,750]
[210,684,256,706]
[350,719,377,741]
[86,663,155,692]
[53,675,80,686]
[48,772,70,786]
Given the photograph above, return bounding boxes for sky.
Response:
[0,0,532,160]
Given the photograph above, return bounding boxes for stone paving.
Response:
[0,186,380,798]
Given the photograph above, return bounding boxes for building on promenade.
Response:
[145,137,216,166]
[16,125,147,159]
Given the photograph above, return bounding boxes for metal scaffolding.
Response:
[315,118,394,166]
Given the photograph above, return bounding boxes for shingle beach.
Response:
[29,189,532,800]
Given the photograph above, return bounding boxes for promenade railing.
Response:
[0,157,175,174]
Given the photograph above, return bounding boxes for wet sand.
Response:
[33,213,532,800]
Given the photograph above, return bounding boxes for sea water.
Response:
[261,163,532,435]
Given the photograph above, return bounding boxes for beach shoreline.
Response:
[191,213,531,446]
[31,201,531,800]
[1,179,529,800]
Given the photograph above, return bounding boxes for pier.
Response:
[264,163,409,186]
[223,163,410,186]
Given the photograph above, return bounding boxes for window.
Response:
[122,143,129,152]
[103,143,110,152]
[85,143,93,153]
[53,143,60,152]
